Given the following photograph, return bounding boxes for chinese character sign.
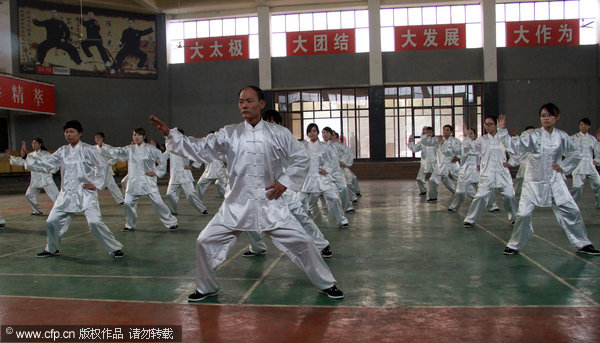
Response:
[0,74,55,114]
[286,29,355,56]
[184,35,249,63]
[394,24,466,51]
[506,20,579,47]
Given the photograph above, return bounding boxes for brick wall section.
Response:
[349,161,421,180]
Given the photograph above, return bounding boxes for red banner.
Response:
[286,29,355,56]
[395,24,466,51]
[506,20,579,47]
[0,73,55,114]
[184,35,249,63]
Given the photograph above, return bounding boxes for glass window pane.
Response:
[341,10,355,28]
[496,4,505,22]
[236,17,249,35]
[466,23,482,48]
[327,11,341,29]
[394,8,408,26]
[170,44,184,63]
[314,12,327,30]
[496,22,506,47]
[423,7,436,25]
[249,34,259,59]
[169,22,183,40]
[580,0,597,18]
[381,27,395,52]
[451,5,465,23]
[209,19,222,36]
[465,5,481,23]
[549,1,564,19]
[408,8,422,25]
[184,21,196,39]
[505,3,520,21]
[223,18,236,36]
[271,33,286,57]
[271,15,285,33]
[197,21,209,38]
[355,28,370,53]
[355,10,369,28]
[437,6,451,24]
[564,1,579,19]
[286,14,299,31]
[299,13,313,31]
[249,17,259,34]
[520,2,535,21]
[381,9,394,27]
[535,2,549,20]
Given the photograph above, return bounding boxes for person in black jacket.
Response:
[33,9,82,66]
[110,18,153,74]
[80,12,111,67]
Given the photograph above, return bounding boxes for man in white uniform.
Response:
[408,126,436,196]
[94,132,124,205]
[196,131,228,199]
[499,104,599,256]
[421,125,461,202]
[150,86,343,301]
[463,116,517,228]
[25,120,124,258]
[569,118,600,208]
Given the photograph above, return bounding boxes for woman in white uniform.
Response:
[7,138,59,215]
[408,126,437,196]
[569,118,600,208]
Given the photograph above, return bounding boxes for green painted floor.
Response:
[0,180,599,308]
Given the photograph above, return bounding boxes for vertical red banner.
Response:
[286,29,355,56]
[184,35,249,63]
[0,74,55,114]
[506,19,579,47]
[395,24,466,51]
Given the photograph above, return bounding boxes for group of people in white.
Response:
[408,103,600,256]
[0,86,364,301]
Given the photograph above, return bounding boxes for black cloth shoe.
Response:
[345,209,355,213]
[31,212,43,216]
[0,223,5,228]
[188,290,218,302]
[321,245,333,258]
[113,250,125,258]
[171,212,178,216]
[242,250,265,257]
[168,225,179,231]
[202,210,208,214]
[36,250,59,258]
[577,245,600,256]
[447,208,456,213]
[463,222,473,228]
[356,193,362,197]
[426,198,437,203]
[419,192,426,196]
[503,247,518,255]
[489,208,501,213]
[123,227,135,232]
[341,223,349,228]
[320,285,344,299]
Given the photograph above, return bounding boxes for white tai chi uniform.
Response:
[163,152,207,215]
[9,150,59,214]
[408,138,437,195]
[24,141,123,254]
[569,131,600,208]
[101,143,178,230]
[300,140,348,226]
[463,132,517,225]
[448,137,499,212]
[500,127,593,251]
[197,159,228,199]
[326,140,354,212]
[94,143,124,204]
[507,152,528,196]
[422,136,461,200]
[331,140,359,203]
[166,121,337,294]
[0,215,6,227]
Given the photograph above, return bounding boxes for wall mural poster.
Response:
[18,0,157,79]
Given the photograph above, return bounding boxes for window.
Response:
[271,10,369,57]
[381,5,482,51]
[274,88,370,158]
[496,1,597,46]
[167,16,259,63]
[384,84,483,158]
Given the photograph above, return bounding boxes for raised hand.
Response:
[498,114,506,129]
[149,115,170,136]
[408,134,414,143]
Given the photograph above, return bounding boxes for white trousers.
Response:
[464,184,517,224]
[166,182,207,214]
[124,192,178,229]
[26,184,59,214]
[428,170,457,200]
[570,172,600,208]
[197,176,227,199]
[300,189,348,226]
[507,198,592,251]
[415,164,431,194]
[332,172,353,212]
[45,202,122,254]
[106,176,124,204]
[195,224,336,293]
[449,182,499,212]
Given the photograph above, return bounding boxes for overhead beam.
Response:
[132,0,162,13]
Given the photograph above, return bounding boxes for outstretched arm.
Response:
[150,115,170,136]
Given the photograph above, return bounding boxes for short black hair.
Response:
[322,127,334,134]
[239,85,264,101]
[63,120,83,133]
[579,118,591,126]
[95,132,105,138]
[306,123,319,135]
[485,115,498,125]
[524,126,535,131]
[539,103,560,117]
[443,124,453,132]
[262,109,282,124]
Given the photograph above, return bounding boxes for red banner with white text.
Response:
[286,29,355,56]
[506,20,579,47]
[0,74,55,114]
[184,35,249,63]
[395,24,466,51]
